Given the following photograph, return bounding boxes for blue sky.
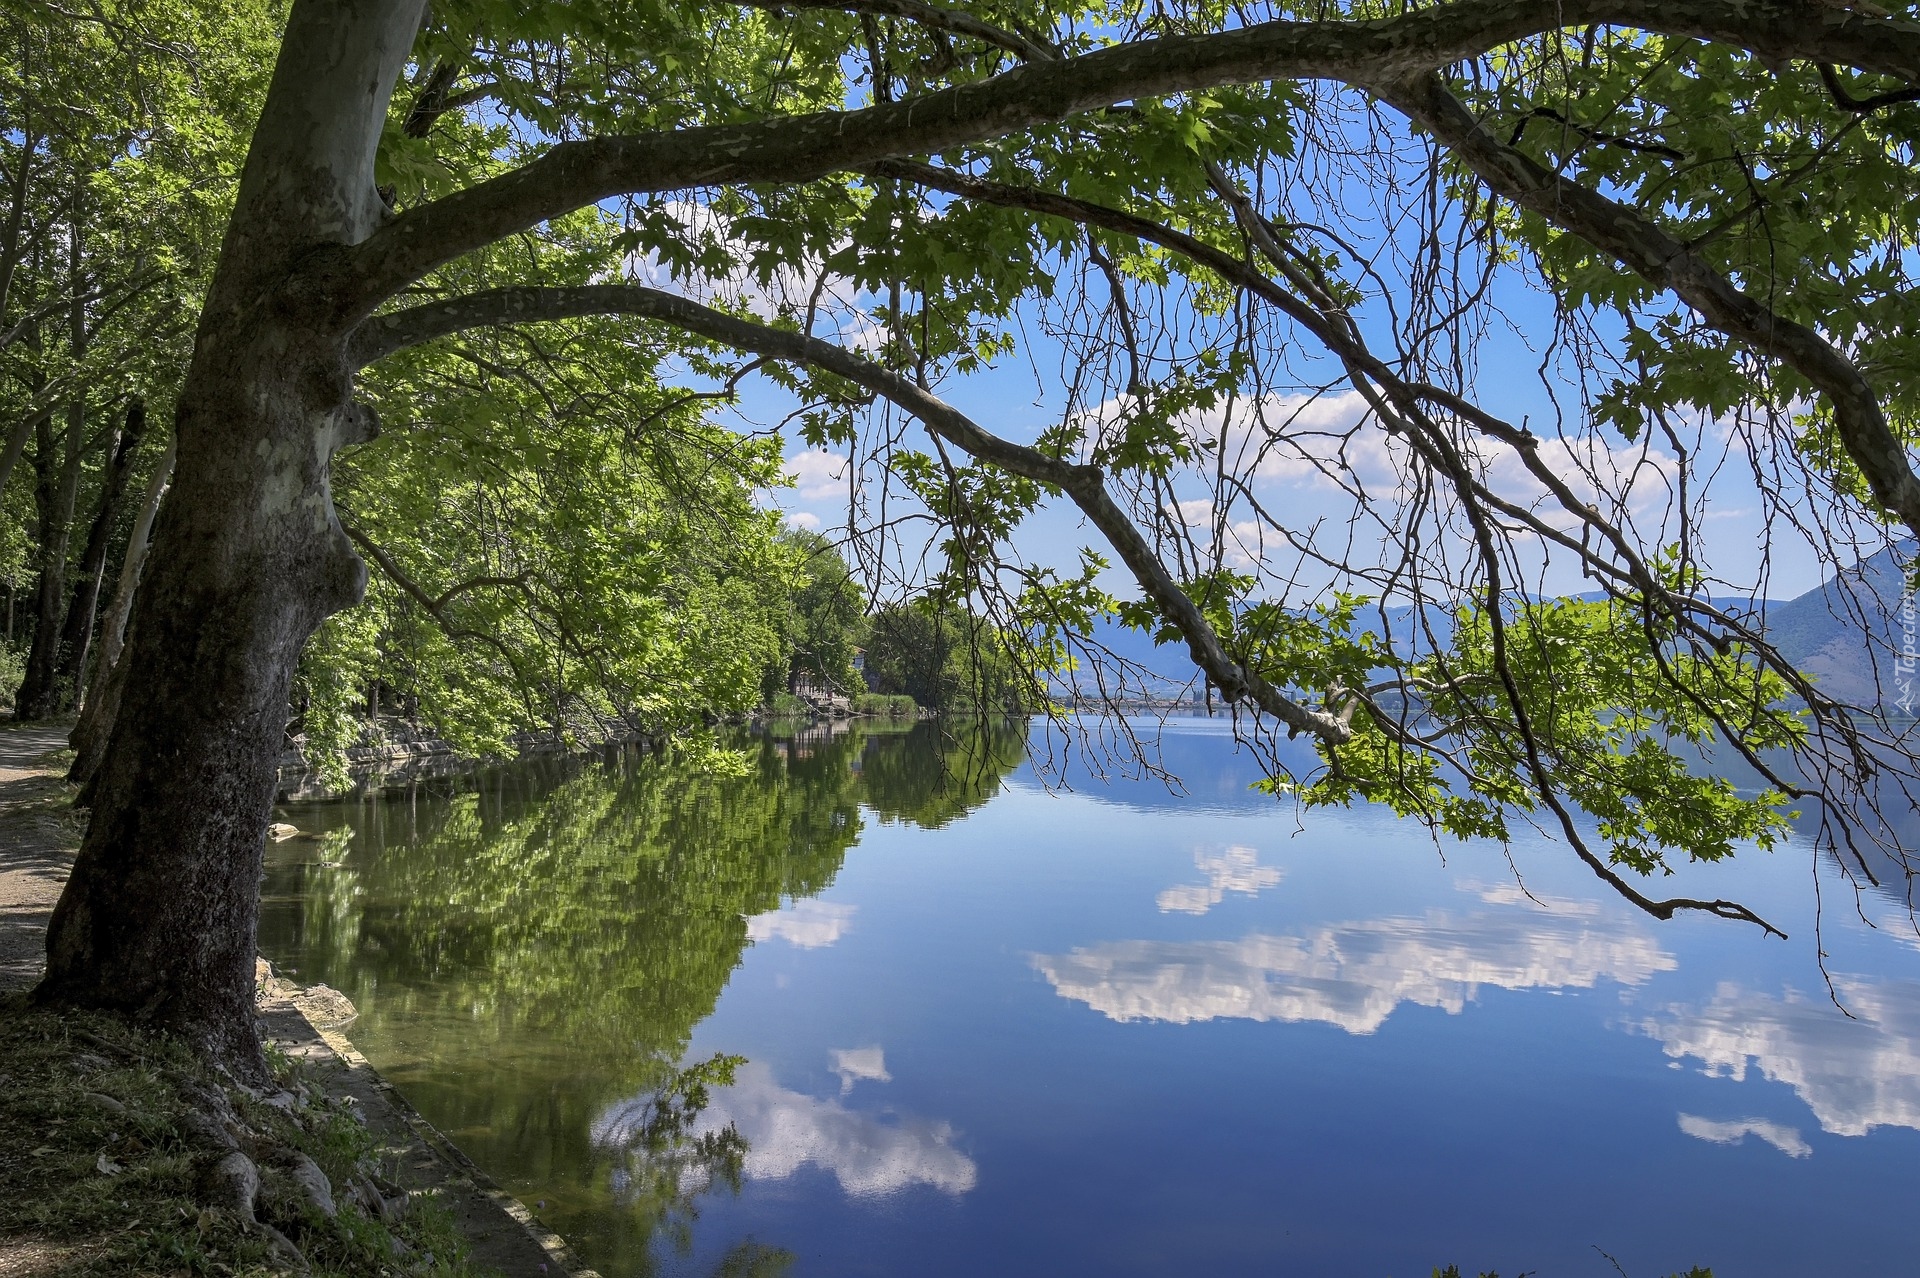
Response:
[621,92,1883,618]
[727,258,1851,610]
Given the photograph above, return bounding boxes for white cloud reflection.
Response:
[1640,977,1920,1137]
[830,1045,891,1094]
[697,1061,976,1198]
[1677,1113,1811,1158]
[1033,907,1674,1034]
[1156,845,1283,915]
[747,899,856,949]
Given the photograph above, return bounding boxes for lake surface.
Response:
[259,718,1920,1277]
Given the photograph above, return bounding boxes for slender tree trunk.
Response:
[35,0,425,1079]
[55,399,147,706]
[15,399,83,719]
[69,439,172,788]
[16,218,90,719]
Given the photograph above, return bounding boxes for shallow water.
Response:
[260,718,1920,1277]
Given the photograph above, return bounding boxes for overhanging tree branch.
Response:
[1368,70,1920,541]
[352,282,1352,744]
[736,0,1059,63]
[353,280,1797,935]
[331,0,1920,319]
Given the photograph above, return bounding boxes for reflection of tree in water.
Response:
[593,1053,754,1263]
[261,720,1026,1275]
[860,719,1028,829]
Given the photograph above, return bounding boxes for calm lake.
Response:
[259,718,1920,1277]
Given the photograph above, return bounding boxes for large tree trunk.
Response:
[54,399,148,707]
[15,399,84,719]
[69,438,173,789]
[34,0,424,1079]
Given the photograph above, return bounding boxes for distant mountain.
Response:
[1054,548,1913,711]
[1759,544,1913,711]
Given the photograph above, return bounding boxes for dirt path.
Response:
[0,722,77,993]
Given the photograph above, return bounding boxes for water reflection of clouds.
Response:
[747,899,856,948]
[1156,845,1282,915]
[1641,977,1920,1137]
[1034,909,1674,1034]
[699,1061,977,1197]
[831,1045,890,1094]
[1677,1113,1811,1158]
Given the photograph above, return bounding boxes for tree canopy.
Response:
[18,0,1920,1070]
[337,0,1920,933]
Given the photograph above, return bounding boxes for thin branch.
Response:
[353,281,1354,743]
[1817,61,1920,114]
[1370,71,1920,540]
[340,522,528,677]
[737,0,1059,63]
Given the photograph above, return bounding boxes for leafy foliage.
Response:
[864,599,1034,713]
[762,529,869,698]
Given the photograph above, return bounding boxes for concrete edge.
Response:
[258,992,604,1278]
[310,1022,606,1278]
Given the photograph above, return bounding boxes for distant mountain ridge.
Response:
[1062,548,1915,711]
[1760,544,1914,711]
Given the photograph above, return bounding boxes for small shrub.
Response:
[766,692,810,718]
[0,639,25,710]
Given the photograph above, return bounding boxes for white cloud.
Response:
[830,1045,891,1095]
[747,899,856,949]
[1477,432,1681,536]
[1156,845,1283,915]
[1463,880,1599,916]
[785,510,823,531]
[785,448,850,500]
[1677,1113,1811,1158]
[1159,498,1272,571]
[1091,385,1689,570]
[695,1061,977,1197]
[1639,976,1920,1137]
[1034,907,1674,1034]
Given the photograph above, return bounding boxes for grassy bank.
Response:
[0,999,483,1277]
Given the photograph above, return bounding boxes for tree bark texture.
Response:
[34,0,425,1078]
[55,399,148,706]
[0,407,44,507]
[70,438,173,790]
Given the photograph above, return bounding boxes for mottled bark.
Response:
[34,0,425,1079]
